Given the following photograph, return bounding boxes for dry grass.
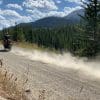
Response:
[15,42,60,54]
[0,61,28,100]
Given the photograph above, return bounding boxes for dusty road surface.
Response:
[0,46,100,100]
[0,96,7,100]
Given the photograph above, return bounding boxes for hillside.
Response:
[17,9,84,28]
[64,9,84,23]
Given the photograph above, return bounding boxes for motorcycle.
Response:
[3,35,12,51]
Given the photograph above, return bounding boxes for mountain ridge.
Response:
[7,9,84,29]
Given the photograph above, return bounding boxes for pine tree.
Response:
[81,0,100,57]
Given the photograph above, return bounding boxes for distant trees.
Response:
[0,22,100,57]
[0,25,77,51]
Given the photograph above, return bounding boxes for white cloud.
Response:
[26,6,82,20]
[0,20,12,28]
[26,9,50,21]
[0,9,22,18]
[47,11,65,17]
[0,9,32,29]
[47,6,82,17]
[23,0,58,10]
[7,4,23,10]
[65,0,85,5]
[26,9,45,19]
[64,6,82,14]
[19,16,32,22]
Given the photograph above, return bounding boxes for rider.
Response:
[3,32,12,49]
[4,32,9,43]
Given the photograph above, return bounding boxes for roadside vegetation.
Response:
[0,0,100,57]
[15,42,59,53]
[0,64,28,100]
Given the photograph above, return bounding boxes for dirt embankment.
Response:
[0,59,28,100]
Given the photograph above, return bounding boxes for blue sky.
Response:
[0,0,83,29]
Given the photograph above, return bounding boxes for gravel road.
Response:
[0,47,100,100]
[0,96,7,100]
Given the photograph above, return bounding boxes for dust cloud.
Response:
[11,47,100,78]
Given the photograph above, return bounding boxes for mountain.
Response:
[64,9,84,23]
[15,9,84,28]
[30,17,71,27]
[31,9,84,28]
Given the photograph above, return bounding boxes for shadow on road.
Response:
[0,49,9,52]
